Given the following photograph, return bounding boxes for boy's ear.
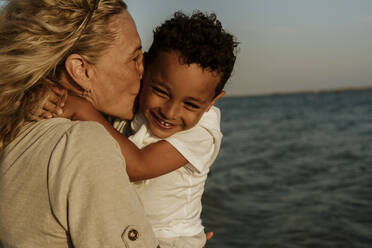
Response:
[207,90,225,111]
[64,54,92,93]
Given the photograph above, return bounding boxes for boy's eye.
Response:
[185,102,200,109]
[152,86,167,96]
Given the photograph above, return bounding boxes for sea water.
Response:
[202,90,372,248]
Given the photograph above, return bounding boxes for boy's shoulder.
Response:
[166,106,222,173]
[168,105,222,145]
[198,105,221,130]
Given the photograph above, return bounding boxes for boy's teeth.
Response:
[160,120,170,126]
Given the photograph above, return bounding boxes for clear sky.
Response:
[126,0,372,96]
[1,0,371,96]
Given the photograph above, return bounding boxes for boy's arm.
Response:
[63,95,188,182]
[114,135,188,181]
[84,111,188,181]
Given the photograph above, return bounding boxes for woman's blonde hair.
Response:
[0,0,127,151]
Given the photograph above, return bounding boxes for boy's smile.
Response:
[139,51,224,139]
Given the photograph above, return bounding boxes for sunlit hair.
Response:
[146,10,239,97]
[0,0,127,151]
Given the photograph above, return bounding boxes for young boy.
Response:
[46,11,237,247]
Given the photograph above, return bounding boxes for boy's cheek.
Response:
[184,111,204,129]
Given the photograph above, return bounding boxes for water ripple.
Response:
[203,91,372,248]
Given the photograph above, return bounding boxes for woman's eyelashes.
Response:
[133,51,143,62]
[133,53,142,62]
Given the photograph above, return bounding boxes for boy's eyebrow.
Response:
[185,96,206,104]
[153,82,207,104]
[154,82,170,90]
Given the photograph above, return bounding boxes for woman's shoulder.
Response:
[55,119,118,146]
[63,119,110,135]
[2,119,122,171]
[41,119,124,165]
[48,119,125,168]
[23,118,116,147]
[31,118,107,135]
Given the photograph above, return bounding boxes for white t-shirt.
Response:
[113,106,222,238]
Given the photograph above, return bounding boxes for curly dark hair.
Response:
[146,10,239,97]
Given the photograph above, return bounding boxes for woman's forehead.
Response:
[108,11,141,56]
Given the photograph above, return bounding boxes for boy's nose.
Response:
[159,101,180,120]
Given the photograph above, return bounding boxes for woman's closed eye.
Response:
[133,51,143,62]
[133,54,141,62]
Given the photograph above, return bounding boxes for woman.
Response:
[0,0,158,247]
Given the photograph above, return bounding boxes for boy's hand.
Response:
[206,232,214,240]
[62,94,100,121]
[31,86,99,122]
[46,86,67,116]
[28,86,66,121]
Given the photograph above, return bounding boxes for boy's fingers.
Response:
[206,232,214,241]
[29,108,53,120]
[47,90,62,104]
[51,106,63,116]
[42,100,57,112]
[27,114,41,122]
[27,110,43,121]
[42,101,63,115]
[59,90,68,108]
[50,86,66,97]
[56,106,63,116]
[41,112,53,119]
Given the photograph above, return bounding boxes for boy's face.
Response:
[139,51,224,138]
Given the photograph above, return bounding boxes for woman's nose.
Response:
[137,53,144,79]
